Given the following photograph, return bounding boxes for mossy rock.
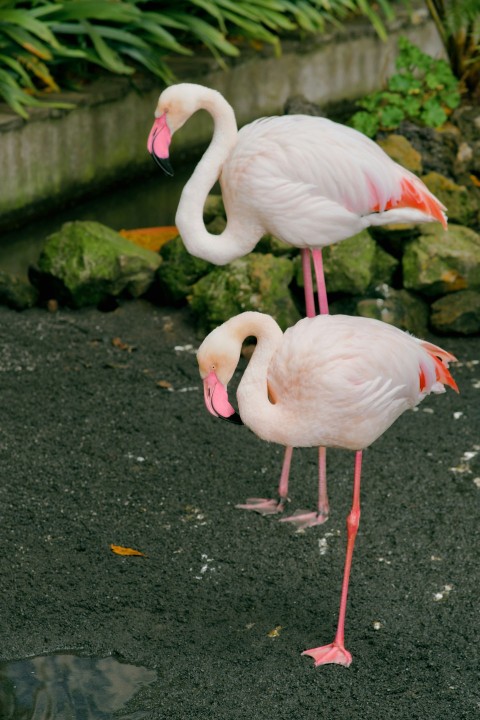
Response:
[377,134,423,174]
[0,271,38,310]
[157,235,214,304]
[189,253,300,332]
[295,231,398,295]
[356,287,429,335]
[421,171,479,226]
[430,290,480,335]
[203,194,225,223]
[403,224,480,297]
[33,221,162,308]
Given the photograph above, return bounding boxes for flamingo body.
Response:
[197,311,458,667]
[199,312,456,450]
[148,83,447,266]
[149,83,449,526]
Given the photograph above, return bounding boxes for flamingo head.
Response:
[197,327,243,425]
[147,83,205,177]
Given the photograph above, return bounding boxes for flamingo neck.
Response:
[175,89,259,265]
[233,313,283,431]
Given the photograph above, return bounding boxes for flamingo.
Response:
[148,82,447,527]
[197,311,458,667]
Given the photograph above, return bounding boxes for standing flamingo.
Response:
[148,83,447,527]
[197,311,458,667]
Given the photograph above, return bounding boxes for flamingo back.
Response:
[262,315,456,450]
[221,115,446,248]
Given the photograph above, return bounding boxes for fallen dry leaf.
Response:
[110,544,145,557]
[119,226,178,252]
[267,625,284,638]
[157,379,173,390]
[112,337,135,352]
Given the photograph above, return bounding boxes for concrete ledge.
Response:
[0,13,443,231]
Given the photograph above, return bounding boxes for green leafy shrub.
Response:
[424,0,479,98]
[350,36,461,137]
[1,0,392,118]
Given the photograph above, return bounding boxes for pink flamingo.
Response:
[148,83,447,527]
[197,311,458,667]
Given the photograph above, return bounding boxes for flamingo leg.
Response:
[279,446,330,528]
[279,249,330,528]
[302,248,317,319]
[311,248,329,315]
[235,446,292,515]
[303,450,363,667]
[236,250,330,523]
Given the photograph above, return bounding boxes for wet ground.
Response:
[0,300,479,719]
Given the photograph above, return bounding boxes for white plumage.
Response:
[148,84,449,523]
[148,83,447,265]
[197,311,458,667]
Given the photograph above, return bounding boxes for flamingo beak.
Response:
[203,371,243,425]
[147,114,174,177]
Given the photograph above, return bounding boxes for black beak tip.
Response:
[222,412,244,426]
[150,152,174,177]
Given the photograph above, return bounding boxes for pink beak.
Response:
[147,114,173,176]
[203,371,243,425]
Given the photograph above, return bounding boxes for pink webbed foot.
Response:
[279,508,329,530]
[235,497,287,516]
[302,642,352,668]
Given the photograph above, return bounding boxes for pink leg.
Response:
[235,446,292,515]
[303,450,363,667]
[279,446,329,529]
[302,248,316,318]
[311,248,329,315]
[237,250,329,522]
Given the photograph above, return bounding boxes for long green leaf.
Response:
[0,8,60,47]
[0,52,34,87]
[168,12,240,56]
[2,25,53,59]
[80,19,134,74]
[48,1,141,23]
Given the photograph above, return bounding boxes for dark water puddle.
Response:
[0,653,156,720]
[0,159,198,279]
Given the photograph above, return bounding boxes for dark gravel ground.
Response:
[0,300,479,720]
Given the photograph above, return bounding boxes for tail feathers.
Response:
[371,176,447,229]
[394,177,448,229]
[420,341,459,393]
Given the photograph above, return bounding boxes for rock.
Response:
[284,95,326,117]
[377,134,423,174]
[356,286,429,335]
[203,194,225,223]
[255,234,296,257]
[295,231,398,295]
[156,235,214,304]
[0,271,38,310]
[188,253,300,332]
[393,121,458,178]
[430,290,480,334]
[32,221,162,308]
[421,171,479,226]
[403,224,480,297]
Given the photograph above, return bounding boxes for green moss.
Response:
[189,253,300,332]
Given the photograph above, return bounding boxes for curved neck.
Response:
[232,313,283,430]
[175,89,258,264]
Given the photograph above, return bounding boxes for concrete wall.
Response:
[0,14,443,230]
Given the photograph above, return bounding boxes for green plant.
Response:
[350,36,461,138]
[424,0,480,98]
[0,0,392,118]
